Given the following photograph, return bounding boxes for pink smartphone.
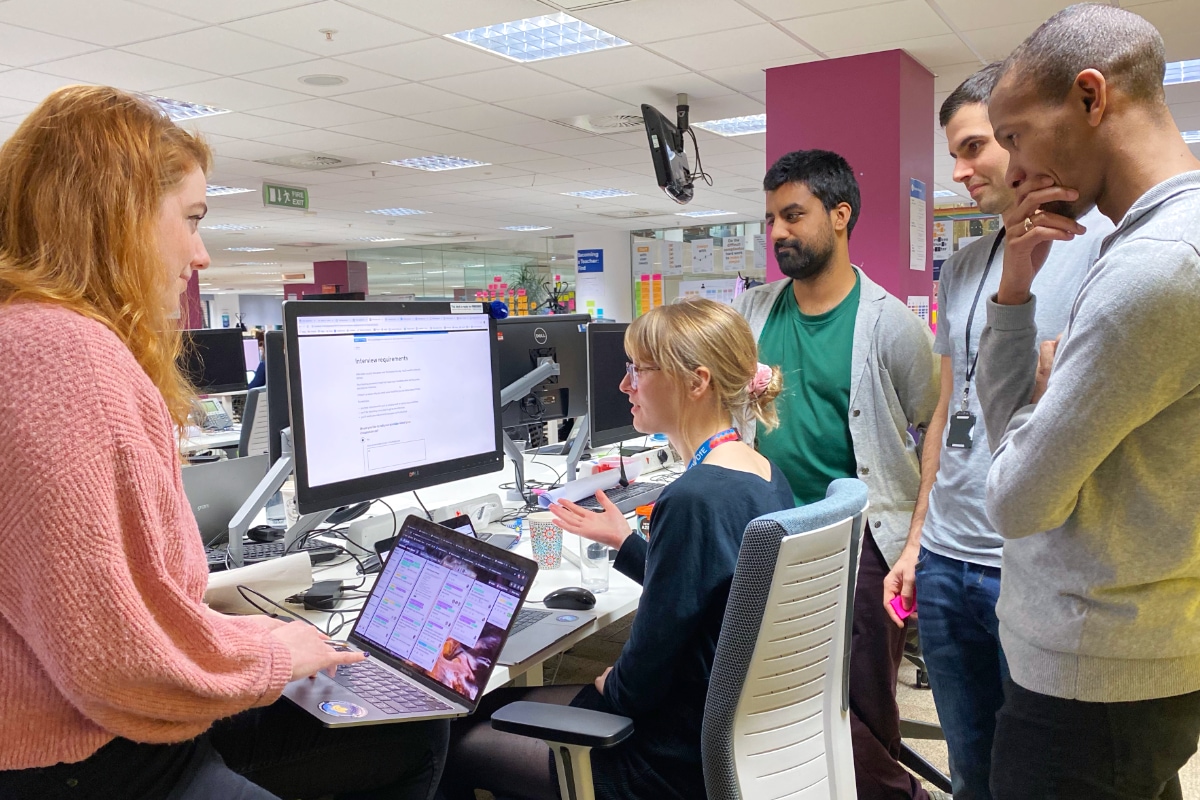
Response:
[890,595,917,620]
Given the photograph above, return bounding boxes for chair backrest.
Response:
[238,387,270,459]
[702,478,867,800]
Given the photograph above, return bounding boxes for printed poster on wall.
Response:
[752,234,767,270]
[690,238,714,274]
[633,242,655,273]
[909,178,927,271]
[664,241,684,276]
[679,279,738,306]
[907,295,931,324]
[932,220,950,260]
[721,236,745,274]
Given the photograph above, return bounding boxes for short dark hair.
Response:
[940,62,1004,128]
[1003,3,1166,104]
[763,149,861,238]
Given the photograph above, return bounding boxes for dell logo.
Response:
[534,327,548,344]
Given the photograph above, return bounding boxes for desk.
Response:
[182,427,241,454]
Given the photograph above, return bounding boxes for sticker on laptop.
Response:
[556,615,579,622]
[319,701,369,719]
[450,302,483,314]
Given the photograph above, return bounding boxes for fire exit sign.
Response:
[263,183,309,210]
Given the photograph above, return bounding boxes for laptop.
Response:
[372,516,596,666]
[181,454,270,548]
[284,515,539,727]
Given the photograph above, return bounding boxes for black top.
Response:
[571,462,795,800]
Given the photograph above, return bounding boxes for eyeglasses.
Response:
[625,362,660,390]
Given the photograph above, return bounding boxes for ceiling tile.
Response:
[397,132,513,155]
[0,96,37,118]
[576,0,763,44]
[651,25,812,72]
[0,23,99,67]
[966,22,1042,62]
[328,116,452,142]
[130,0,317,25]
[242,58,402,96]
[153,77,311,111]
[745,0,904,19]
[123,27,314,75]
[409,105,539,133]
[225,1,425,57]
[782,0,951,52]
[498,90,630,120]
[33,51,216,92]
[209,139,306,161]
[687,94,764,120]
[526,46,689,88]
[0,0,200,46]
[424,67,577,103]
[259,127,399,154]
[932,61,987,94]
[189,112,310,139]
[337,0,551,36]
[330,142,434,162]
[252,98,390,127]
[335,37,506,81]
[336,83,475,114]
[934,0,1075,32]
[1129,0,1200,62]
[827,33,979,70]
[533,137,640,157]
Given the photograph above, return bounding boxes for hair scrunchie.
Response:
[748,362,773,399]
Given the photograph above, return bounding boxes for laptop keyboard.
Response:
[511,608,552,634]
[205,541,342,572]
[576,481,665,513]
[332,659,453,714]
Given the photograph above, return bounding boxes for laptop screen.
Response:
[353,516,535,704]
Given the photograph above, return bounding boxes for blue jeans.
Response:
[915,547,1009,800]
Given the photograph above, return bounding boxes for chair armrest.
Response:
[491,701,634,749]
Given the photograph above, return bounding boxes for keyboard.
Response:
[332,659,453,714]
[511,608,551,635]
[576,481,665,514]
[205,540,342,572]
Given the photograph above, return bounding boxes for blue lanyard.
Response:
[687,428,741,471]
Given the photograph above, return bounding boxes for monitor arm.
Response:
[500,360,561,501]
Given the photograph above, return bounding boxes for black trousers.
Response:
[0,700,449,800]
[991,678,1200,800]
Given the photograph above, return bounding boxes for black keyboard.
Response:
[332,659,453,714]
[205,541,342,572]
[576,481,665,513]
[511,608,551,634]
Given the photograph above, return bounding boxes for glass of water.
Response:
[580,541,610,594]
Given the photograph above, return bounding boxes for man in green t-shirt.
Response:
[734,150,940,800]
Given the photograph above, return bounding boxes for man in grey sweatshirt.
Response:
[980,5,1200,798]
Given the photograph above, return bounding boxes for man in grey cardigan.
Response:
[734,150,940,800]
[981,5,1200,798]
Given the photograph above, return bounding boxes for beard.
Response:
[775,234,835,282]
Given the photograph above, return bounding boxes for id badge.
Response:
[946,411,976,450]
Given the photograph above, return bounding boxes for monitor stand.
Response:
[500,360,560,504]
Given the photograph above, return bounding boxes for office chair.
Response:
[492,478,869,800]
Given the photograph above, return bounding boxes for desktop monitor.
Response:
[301,291,365,301]
[283,300,504,516]
[587,323,637,448]
[641,103,693,205]
[179,328,248,394]
[495,314,590,428]
[263,330,290,465]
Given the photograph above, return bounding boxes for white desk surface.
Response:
[182,427,241,452]
[273,444,670,691]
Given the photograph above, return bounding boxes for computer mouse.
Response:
[247,524,284,543]
[542,587,597,611]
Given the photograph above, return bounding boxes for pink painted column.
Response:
[283,260,368,300]
[765,50,934,303]
[283,282,317,301]
[182,272,202,328]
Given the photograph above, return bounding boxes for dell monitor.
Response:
[495,314,590,428]
[263,330,291,465]
[642,103,693,205]
[180,328,248,394]
[283,300,504,516]
[587,323,637,448]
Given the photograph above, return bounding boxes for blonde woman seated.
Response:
[439,299,794,800]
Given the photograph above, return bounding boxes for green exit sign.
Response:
[263,183,308,210]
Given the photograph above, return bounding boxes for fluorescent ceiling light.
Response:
[446,13,628,63]
[206,185,255,196]
[232,261,282,266]
[675,209,736,218]
[693,114,766,137]
[563,188,636,199]
[365,207,429,216]
[150,95,230,122]
[425,270,446,274]
[502,225,552,231]
[1164,59,1200,86]
[225,246,274,252]
[353,236,407,242]
[383,155,490,171]
[202,223,262,231]
[400,261,424,265]
[199,283,213,286]
[933,190,959,198]
[1182,130,1200,144]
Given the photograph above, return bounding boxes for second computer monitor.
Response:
[587,322,638,448]
[263,330,290,465]
[283,300,504,516]
[180,328,248,394]
[495,314,590,427]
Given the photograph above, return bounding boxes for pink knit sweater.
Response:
[0,303,293,770]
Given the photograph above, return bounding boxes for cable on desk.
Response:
[235,585,321,629]
[376,497,400,540]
